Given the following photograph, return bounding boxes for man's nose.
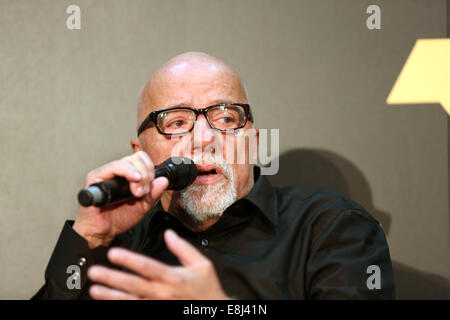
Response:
[192,114,215,150]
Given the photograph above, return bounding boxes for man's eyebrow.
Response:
[157,102,191,110]
[209,99,237,105]
[164,103,189,109]
[164,99,239,109]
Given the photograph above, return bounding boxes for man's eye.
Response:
[169,120,185,127]
[219,116,234,123]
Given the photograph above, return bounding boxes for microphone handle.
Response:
[78,166,171,207]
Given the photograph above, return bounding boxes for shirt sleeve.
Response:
[31,220,112,300]
[306,209,396,299]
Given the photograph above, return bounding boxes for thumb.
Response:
[164,229,206,266]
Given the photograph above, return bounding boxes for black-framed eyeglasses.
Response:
[137,103,253,136]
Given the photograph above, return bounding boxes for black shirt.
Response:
[32,166,395,299]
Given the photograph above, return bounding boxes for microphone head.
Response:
[158,157,198,190]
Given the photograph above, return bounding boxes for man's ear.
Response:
[130,138,142,153]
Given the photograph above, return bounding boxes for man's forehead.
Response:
[137,52,247,121]
[164,58,224,76]
[144,61,244,104]
[154,59,240,90]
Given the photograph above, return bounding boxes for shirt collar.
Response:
[243,166,278,227]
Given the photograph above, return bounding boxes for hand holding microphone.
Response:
[78,157,197,207]
[72,151,197,249]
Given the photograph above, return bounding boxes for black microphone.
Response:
[77,157,197,207]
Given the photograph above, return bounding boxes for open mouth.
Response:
[198,168,218,176]
[195,165,224,185]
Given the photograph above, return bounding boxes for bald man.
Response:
[33,52,395,300]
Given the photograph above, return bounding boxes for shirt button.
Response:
[78,257,86,267]
[201,239,208,247]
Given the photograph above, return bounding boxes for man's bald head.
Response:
[137,52,249,128]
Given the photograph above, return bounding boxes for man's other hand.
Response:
[87,229,230,300]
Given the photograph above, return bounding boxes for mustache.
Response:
[190,153,233,180]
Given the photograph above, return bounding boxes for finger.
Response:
[107,247,173,282]
[89,284,139,300]
[85,160,142,188]
[134,151,154,172]
[150,176,169,201]
[88,265,153,298]
[124,157,149,192]
[115,157,148,198]
[124,153,154,194]
[164,229,207,266]
[128,151,155,181]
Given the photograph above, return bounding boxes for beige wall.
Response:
[0,0,448,299]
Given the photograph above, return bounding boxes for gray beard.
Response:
[178,158,237,224]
